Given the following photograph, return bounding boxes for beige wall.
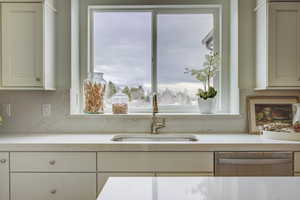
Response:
[0,0,299,134]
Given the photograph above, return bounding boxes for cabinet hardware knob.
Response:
[49,160,56,165]
[0,159,6,164]
[36,77,41,82]
[50,189,57,194]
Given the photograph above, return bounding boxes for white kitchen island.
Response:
[97,177,300,200]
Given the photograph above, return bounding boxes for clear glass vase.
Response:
[83,72,106,114]
[111,89,129,114]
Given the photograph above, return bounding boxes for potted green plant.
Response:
[185,52,220,114]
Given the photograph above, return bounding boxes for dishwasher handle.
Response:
[218,158,291,165]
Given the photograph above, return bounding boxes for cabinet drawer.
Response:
[97,152,214,172]
[11,152,96,172]
[11,173,96,200]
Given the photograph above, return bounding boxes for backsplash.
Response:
[0,88,249,134]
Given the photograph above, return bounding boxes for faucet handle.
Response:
[152,93,158,113]
[161,118,166,127]
[157,117,166,126]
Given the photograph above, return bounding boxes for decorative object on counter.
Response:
[83,72,106,114]
[111,88,129,114]
[185,51,219,114]
[262,122,292,132]
[247,96,299,134]
[262,130,300,141]
[293,103,300,132]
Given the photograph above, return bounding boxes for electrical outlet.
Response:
[42,104,51,117]
[2,104,11,117]
[76,93,79,105]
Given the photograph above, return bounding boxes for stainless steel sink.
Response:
[111,134,198,142]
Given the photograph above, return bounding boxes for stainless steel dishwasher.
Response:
[215,152,293,176]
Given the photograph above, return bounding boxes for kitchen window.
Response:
[87,5,223,113]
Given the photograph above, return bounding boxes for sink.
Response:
[111,134,198,142]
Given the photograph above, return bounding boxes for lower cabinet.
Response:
[0,152,9,200]
[96,152,214,193]
[7,151,214,199]
[11,173,97,200]
[97,173,154,194]
[97,172,213,194]
[156,172,214,177]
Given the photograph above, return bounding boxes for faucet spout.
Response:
[152,93,159,114]
[151,93,166,134]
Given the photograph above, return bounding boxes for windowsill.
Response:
[66,113,242,119]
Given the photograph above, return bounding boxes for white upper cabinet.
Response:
[2,3,43,88]
[256,0,300,90]
[1,1,56,90]
[1,1,42,2]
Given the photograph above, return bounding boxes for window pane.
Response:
[157,14,214,113]
[93,12,152,113]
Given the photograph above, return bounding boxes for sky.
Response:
[93,12,213,95]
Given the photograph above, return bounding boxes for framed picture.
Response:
[247,96,299,134]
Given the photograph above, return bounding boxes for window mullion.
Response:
[89,9,94,74]
[151,9,158,94]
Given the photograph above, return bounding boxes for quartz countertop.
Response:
[0,133,300,151]
[97,177,300,200]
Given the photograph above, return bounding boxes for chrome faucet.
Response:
[151,93,166,134]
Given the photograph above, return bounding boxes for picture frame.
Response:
[247,96,299,134]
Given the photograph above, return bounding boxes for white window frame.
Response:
[84,5,227,114]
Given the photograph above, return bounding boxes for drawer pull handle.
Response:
[50,189,57,194]
[49,160,56,165]
[0,159,6,164]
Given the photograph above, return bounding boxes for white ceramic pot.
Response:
[198,97,216,114]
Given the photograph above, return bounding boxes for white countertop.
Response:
[97,177,300,200]
[0,133,300,151]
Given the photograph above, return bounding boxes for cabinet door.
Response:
[0,153,9,200]
[97,172,154,194]
[11,173,97,200]
[156,172,213,177]
[2,3,43,87]
[269,3,300,87]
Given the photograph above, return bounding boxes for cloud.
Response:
[93,12,213,91]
